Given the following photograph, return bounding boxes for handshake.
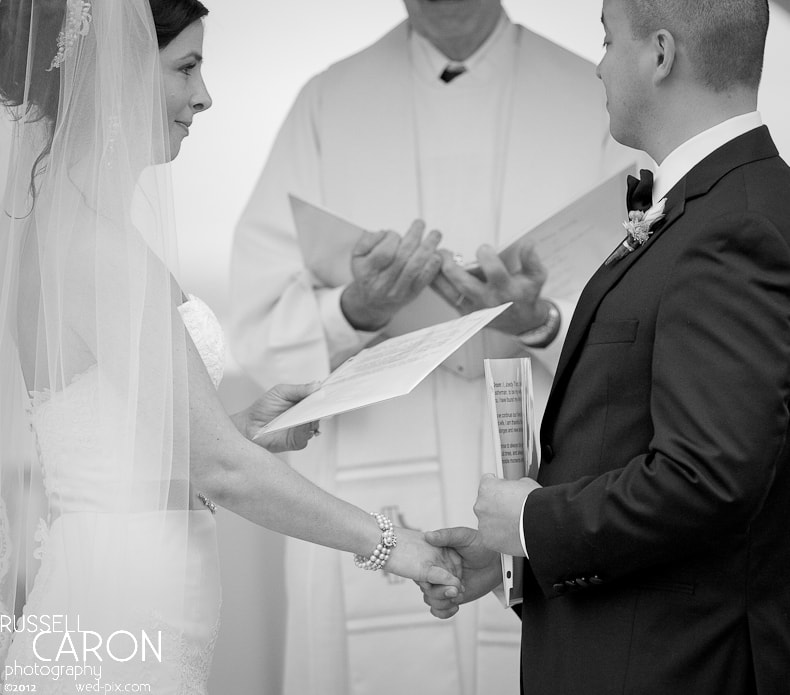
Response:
[397,475,542,618]
[235,381,543,617]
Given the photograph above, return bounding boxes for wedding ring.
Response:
[309,423,321,437]
[452,253,466,266]
[197,492,217,514]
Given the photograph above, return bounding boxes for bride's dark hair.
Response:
[0,0,209,116]
[0,0,208,198]
[0,0,66,125]
[150,0,209,49]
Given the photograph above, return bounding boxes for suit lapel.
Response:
[543,126,779,428]
[548,182,686,406]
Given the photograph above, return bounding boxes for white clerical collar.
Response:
[652,111,763,202]
[410,9,512,82]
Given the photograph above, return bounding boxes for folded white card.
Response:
[483,357,539,608]
[289,194,363,287]
[465,164,636,299]
[256,303,511,435]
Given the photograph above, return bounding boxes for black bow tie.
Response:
[626,169,654,212]
[440,64,466,83]
[604,169,659,267]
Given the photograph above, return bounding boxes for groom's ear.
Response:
[652,29,676,85]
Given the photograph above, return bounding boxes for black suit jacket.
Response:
[520,126,790,695]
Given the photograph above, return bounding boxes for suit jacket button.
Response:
[576,578,589,588]
[552,583,567,594]
[589,575,604,585]
[541,444,554,463]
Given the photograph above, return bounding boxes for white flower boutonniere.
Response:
[605,198,667,266]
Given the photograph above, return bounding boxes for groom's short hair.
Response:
[625,0,769,92]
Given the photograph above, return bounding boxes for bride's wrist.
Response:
[353,513,398,572]
[381,527,426,580]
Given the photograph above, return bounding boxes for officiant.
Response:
[229,1,631,694]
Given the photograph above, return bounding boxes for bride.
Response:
[0,0,460,691]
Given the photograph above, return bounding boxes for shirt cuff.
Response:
[316,285,379,355]
[492,581,507,604]
[519,495,529,558]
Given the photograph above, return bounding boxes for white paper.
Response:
[483,358,538,608]
[289,194,363,287]
[467,164,636,298]
[256,303,511,435]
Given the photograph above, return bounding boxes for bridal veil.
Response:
[0,0,202,685]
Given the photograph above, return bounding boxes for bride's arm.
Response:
[183,326,461,587]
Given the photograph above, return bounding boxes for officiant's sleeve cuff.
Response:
[518,300,561,348]
[317,285,379,357]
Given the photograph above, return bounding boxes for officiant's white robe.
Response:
[230,14,632,695]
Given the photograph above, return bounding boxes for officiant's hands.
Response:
[432,239,554,337]
[417,527,502,619]
[386,527,465,589]
[340,220,443,331]
[233,383,321,453]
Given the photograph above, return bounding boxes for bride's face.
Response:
[159,20,213,160]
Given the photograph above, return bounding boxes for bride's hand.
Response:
[233,382,321,453]
[385,527,464,590]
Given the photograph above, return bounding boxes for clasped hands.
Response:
[417,474,541,619]
[339,219,552,336]
[344,472,539,592]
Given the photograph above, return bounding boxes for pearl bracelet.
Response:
[354,512,397,571]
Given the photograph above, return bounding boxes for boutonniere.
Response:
[604,198,667,266]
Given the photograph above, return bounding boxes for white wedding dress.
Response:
[6,296,224,694]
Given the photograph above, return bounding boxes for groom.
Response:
[421,0,790,692]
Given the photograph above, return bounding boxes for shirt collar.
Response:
[410,9,511,81]
[652,111,763,203]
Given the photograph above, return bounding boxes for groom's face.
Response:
[596,0,653,149]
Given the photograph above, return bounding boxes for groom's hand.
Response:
[432,240,554,337]
[340,220,443,331]
[418,526,501,619]
[475,474,541,556]
[235,382,321,453]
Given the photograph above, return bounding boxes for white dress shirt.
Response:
[653,111,763,202]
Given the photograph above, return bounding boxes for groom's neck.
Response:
[643,86,758,165]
